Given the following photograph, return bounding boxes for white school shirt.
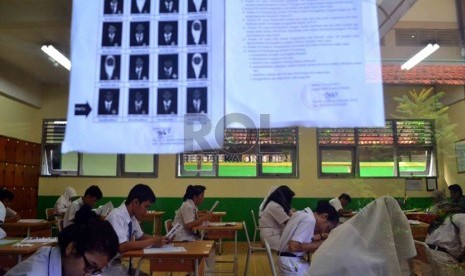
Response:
[63,197,84,228]
[106,203,144,244]
[425,214,465,259]
[5,246,61,276]
[173,199,198,241]
[306,196,416,276]
[0,201,6,238]
[277,210,315,276]
[329,197,343,211]
[259,201,290,250]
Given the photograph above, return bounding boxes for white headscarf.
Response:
[55,187,77,214]
[306,196,416,276]
[259,186,278,217]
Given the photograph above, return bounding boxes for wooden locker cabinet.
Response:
[0,136,41,218]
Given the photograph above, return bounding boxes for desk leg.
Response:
[234,230,238,276]
[134,258,144,276]
[153,218,156,235]
[195,259,199,276]
[17,254,22,263]
[26,227,30,238]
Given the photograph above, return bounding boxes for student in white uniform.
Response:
[277,201,338,276]
[173,185,212,241]
[258,186,278,217]
[105,183,167,276]
[0,193,6,239]
[173,185,216,274]
[0,189,20,222]
[306,196,416,276]
[425,213,465,275]
[63,185,102,228]
[329,193,353,217]
[54,186,77,216]
[259,185,295,250]
[6,206,119,276]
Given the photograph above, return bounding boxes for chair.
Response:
[45,208,56,221]
[243,221,266,276]
[412,240,439,276]
[250,209,260,243]
[57,219,64,232]
[264,238,277,276]
[164,219,173,235]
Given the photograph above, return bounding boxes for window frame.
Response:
[317,120,437,178]
[177,128,299,178]
[41,119,158,178]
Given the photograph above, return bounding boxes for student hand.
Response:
[152,236,165,247]
[201,212,213,221]
[312,234,322,241]
[321,233,329,240]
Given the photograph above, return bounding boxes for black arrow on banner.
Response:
[74,102,92,117]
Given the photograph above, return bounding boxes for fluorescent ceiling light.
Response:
[400,43,440,70]
[41,45,71,70]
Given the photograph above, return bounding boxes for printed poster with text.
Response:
[225,0,384,128]
[63,0,225,154]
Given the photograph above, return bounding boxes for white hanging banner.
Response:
[63,0,225,154]
[225,0,384,128]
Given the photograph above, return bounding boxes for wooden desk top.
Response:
[0,239,55,255]
[3,220,52,228]
[142,211,165,217]
[193,222,243,231]
[122,240,214,258]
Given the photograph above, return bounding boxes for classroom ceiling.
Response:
[0,0,415,87]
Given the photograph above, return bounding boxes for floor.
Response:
[135,241,274,276]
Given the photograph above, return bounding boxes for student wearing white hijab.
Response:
[306,196,416,276]
[259,186,278,217]
[55,187,77,215]
[259,185,295,251]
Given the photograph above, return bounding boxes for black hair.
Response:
[183,185,206,202]
[58,218,119,260]
[448,184,463,195]
[263,185,295,214]
[339,193,352,202]
[74,205,100,225]
[316,200,339,224]
[125,183,156,205]
[0,188,14,201]
[84,185,103,200]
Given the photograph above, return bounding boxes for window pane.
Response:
[359,146,395,177]
[124,154,154,173]
[261,149,294,174]
[61,152,79,172]
[81,154,117,176]
[218,153,257,177]
[320,149,353,175]
[178,154,215,177]
[398,148,435,177]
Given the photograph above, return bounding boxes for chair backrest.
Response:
[413,240,438,276]
[242,221,252,247]
[251,209,259,228]
[45,208,56,221]
[57,218,64,232]
[164,219,173,235]
[264,238,278,276]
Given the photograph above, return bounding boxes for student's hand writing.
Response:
[151,236,165,247]
[201,212,213,221]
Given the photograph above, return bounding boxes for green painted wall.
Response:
[38,196,433,241]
